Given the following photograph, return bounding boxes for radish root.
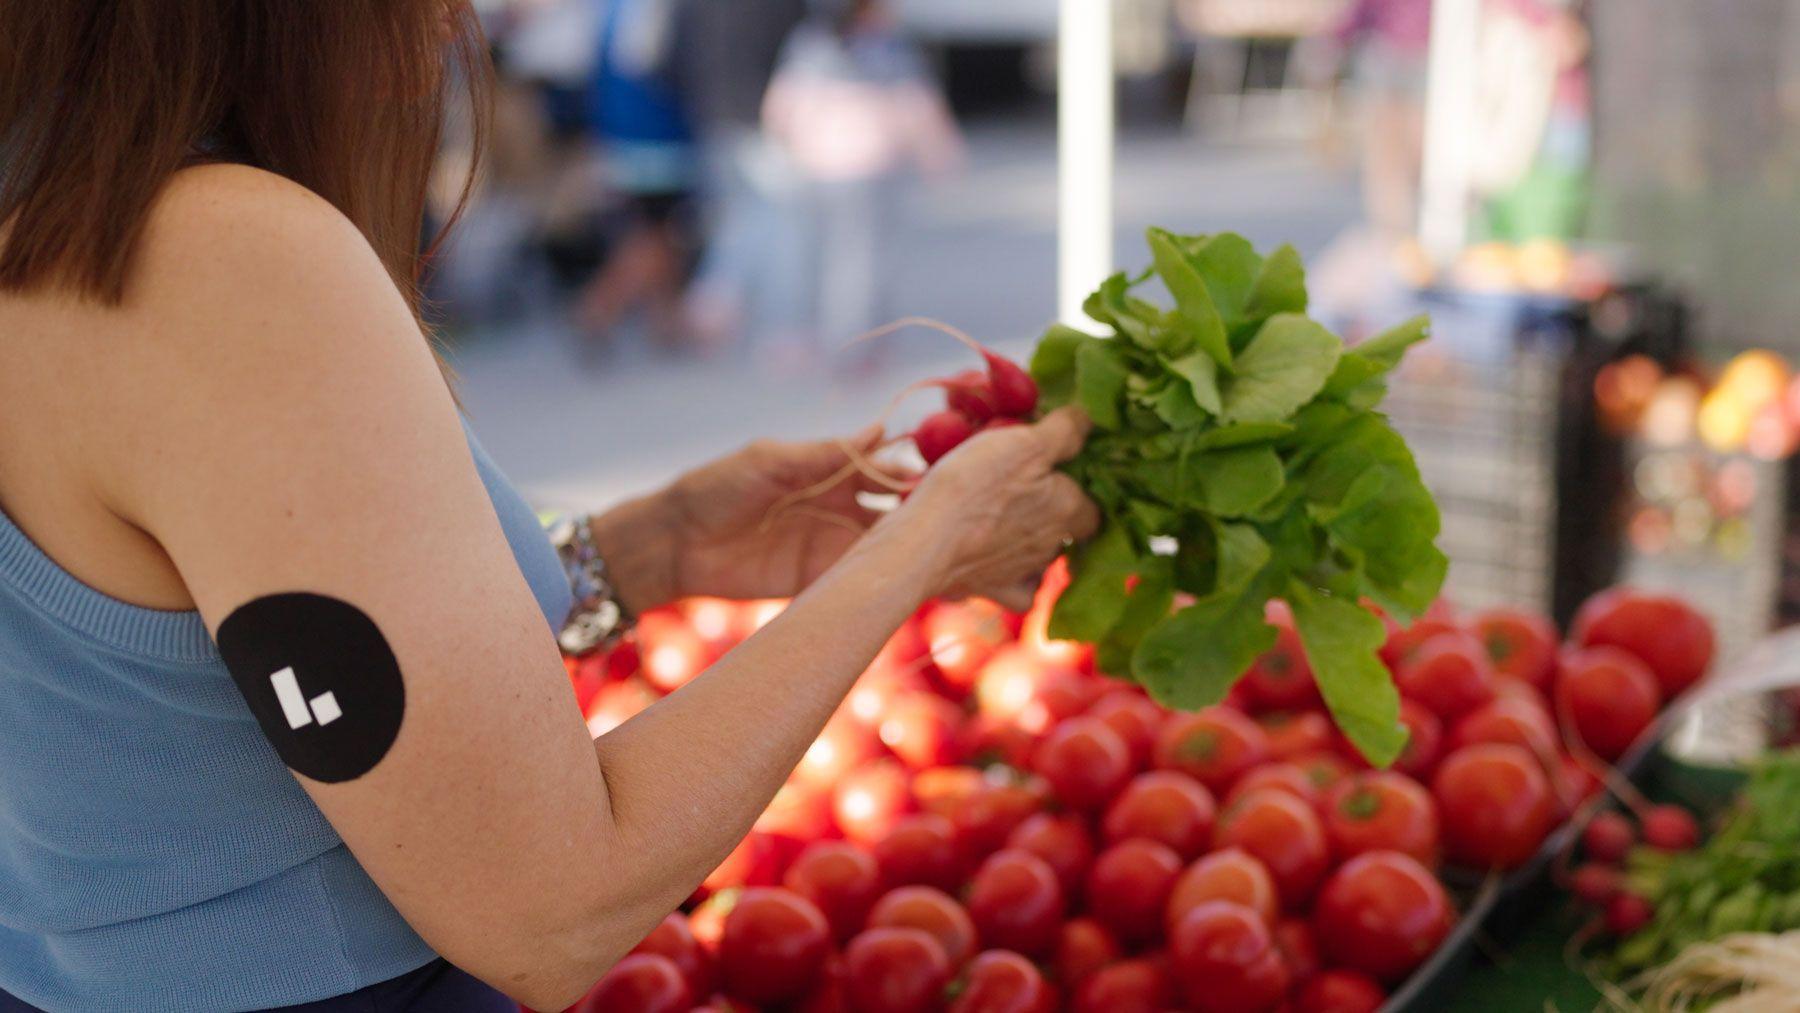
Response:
[852,315,987,357]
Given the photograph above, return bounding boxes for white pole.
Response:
[1418,0,1480,262]
[1058,0,1115,327]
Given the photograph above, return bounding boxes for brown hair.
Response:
[0,1,491,326]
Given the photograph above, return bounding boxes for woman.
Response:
[0,5,1097,1011]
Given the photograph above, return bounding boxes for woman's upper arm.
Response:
[100,167,612,983]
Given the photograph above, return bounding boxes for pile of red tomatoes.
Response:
[557,567,1714,1013]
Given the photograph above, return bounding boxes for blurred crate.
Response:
[1617,443,1788,664]
[1382,313,1567,614]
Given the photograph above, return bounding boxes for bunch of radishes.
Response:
[884,320,1039,465]
[1567,805,1701,938]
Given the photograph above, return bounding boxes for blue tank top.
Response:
[0,425,575,1011]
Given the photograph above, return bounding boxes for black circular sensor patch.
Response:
[217,593,405,784]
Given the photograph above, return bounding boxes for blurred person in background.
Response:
[1329,0,1432,257]
[574,0,698,346]
[671,0,810,351]
[0,3,1099,1010]
[762,0,964,368]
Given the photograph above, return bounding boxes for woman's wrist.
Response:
[586,493,681,615]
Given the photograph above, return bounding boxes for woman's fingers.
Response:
[1030,406,1093,465]
[1046,473,1102,543]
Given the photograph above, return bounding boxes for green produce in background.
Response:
[1032,228,1444,766]
[1613,749,1800,977]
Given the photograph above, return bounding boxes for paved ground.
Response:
[449,122,1361,511]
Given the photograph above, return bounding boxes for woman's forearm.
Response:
[572,517,947,954]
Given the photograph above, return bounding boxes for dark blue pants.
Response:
[0,959,518,1012]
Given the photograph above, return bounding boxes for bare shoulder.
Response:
[131,164,405,337]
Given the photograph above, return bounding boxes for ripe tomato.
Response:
[575,953,692,1013]
[913,765,986,819]
[880,692,969,770]
[1396,632,1497,720]
[1005,812,1096,900]
[1556,646,1661,761]
[1258,711,1334,760]
[1154,707,1271,793]
[868,886,979,969]
[1470,608,1558,690]
[1215,787,1331,909]
[1448,695,1558,759]
[1323,772,1440,868]
[959,715,1037,769]
[1225,762,1321,810]
[1054,917,1122,987]
[1241,601,1321,711]
[1072,958,1176,1013]
[1380,616,1456,671]
[975,645,1060,732]
[797,712,881,787]
[630,913,712,998]
[704,831,781,893]
[1086,690,1165,769]
[1274,918,1321,983]
[793,955,848,1013]
[925,600,1013,696]
[1166,846,1280,933]
[1295,969,1387,1013]
[1032,716,1132,810]
[1432,743,1556,869]
[760,780,835,849]
[783,841,884,942]
[833,759,915,845]
[1573,588,1714,698]
[1168,901,1291,1013]
[874,813,965,892]
[1312,851,1454,983]
[950,950,1057,1013]
[1291,751,1353,793]
[1101,770,1217,859]
[636,611,716,693]
[950,781,1045,862]
[1392,699,1444,781]
[718,888,833,1004]
[844,927,952,1013]
[847,664,931,727]
[966,849,1065,957]
[686,889,737,952]
[584,677,658,737]
[1085,838,1183,945]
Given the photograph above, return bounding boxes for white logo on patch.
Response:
[269,667,343,729]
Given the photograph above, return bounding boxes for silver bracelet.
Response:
[546,514,634,655]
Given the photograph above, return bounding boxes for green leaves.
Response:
[1036,228,1443,766]
[1220,315,1342,424]
[1149,229,1232,367]
[1287,582,1409,766]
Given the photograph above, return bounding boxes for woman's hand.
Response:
[593,426,908,608]
[888,406,1101,612]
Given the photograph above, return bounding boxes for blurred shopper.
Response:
[0,4,1097,1010]
[762,0,963,365]
[575,0,698,346]
[1470,0,1591,246]
[672,0,810,350]
[1330,0,1432,249]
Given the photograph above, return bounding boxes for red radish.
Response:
[983,352,1040,417]
[1642,804,1699,852]
[1605,892,1654,936]
[1571,864,1622,906]
[914,410,977,464]
[1583,811,1636,864]
[939,369,998,422]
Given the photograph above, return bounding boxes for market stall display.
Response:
[548,574,1710,1013]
